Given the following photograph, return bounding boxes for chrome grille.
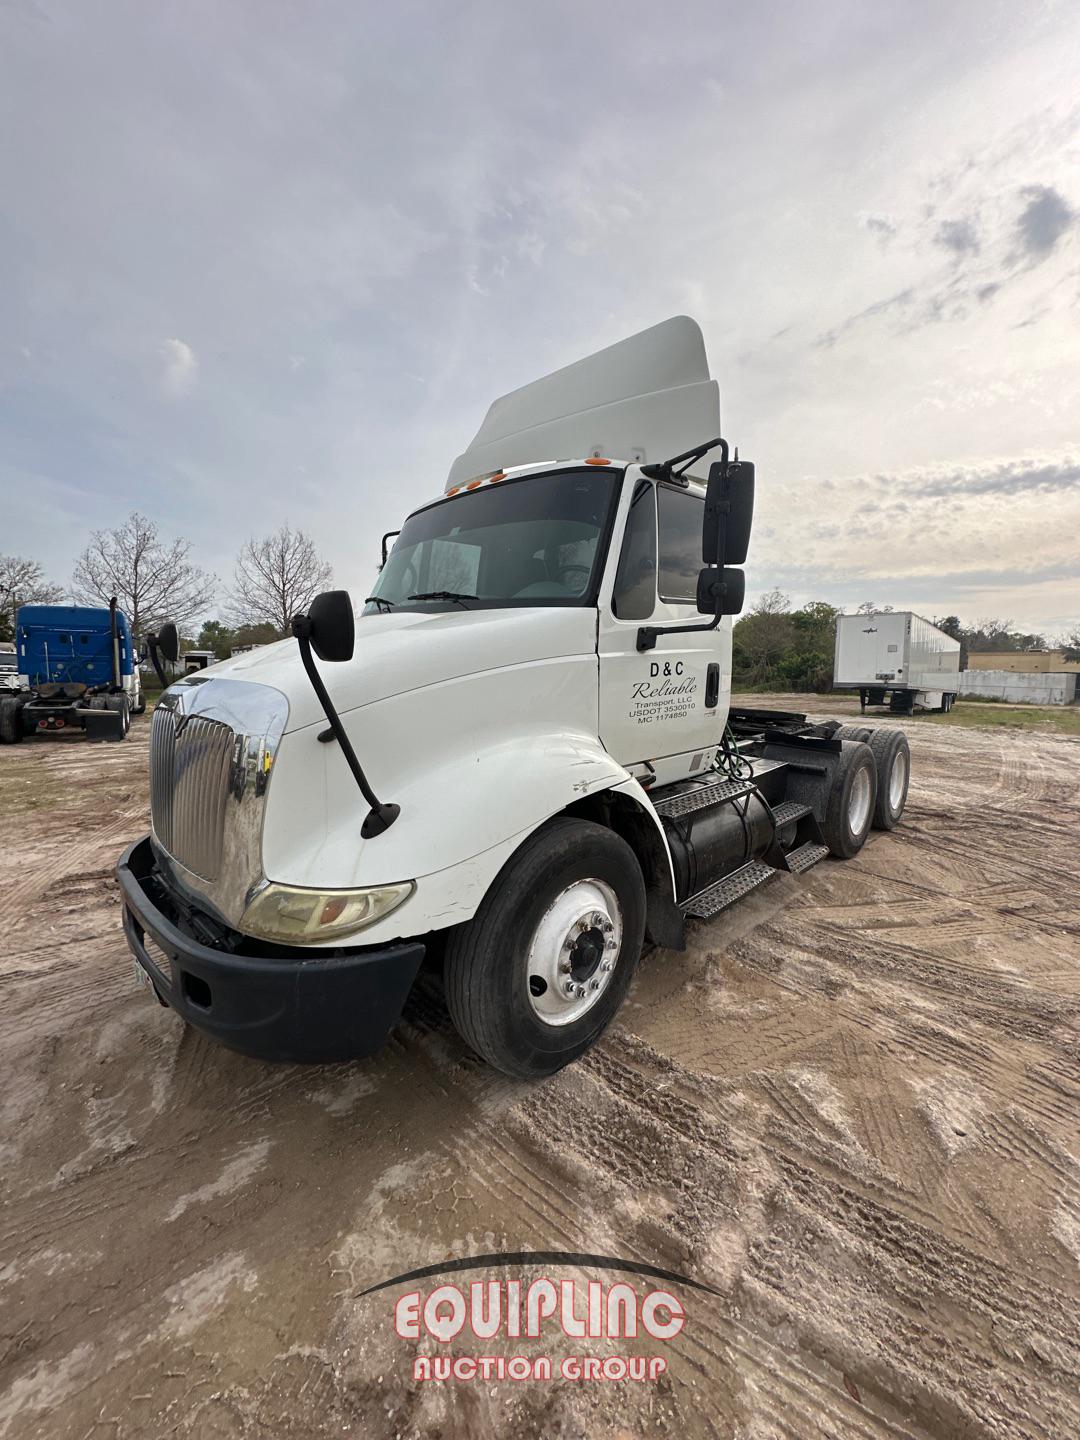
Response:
[148,677,288,925]
[150,705,235,881]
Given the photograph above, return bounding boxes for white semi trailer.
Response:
[118,317,912,1078]
[833,611,960,715]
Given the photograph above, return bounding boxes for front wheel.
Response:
[444,817,646,1079]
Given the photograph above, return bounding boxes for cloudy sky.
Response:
[2,0,1078,635]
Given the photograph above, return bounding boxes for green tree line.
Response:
[733,592,1077,692]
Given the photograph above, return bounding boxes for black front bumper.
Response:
[117,836,425,1063]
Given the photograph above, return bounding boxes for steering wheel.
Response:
[552,564,591,591]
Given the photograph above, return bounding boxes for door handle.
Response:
[705,663,720,709]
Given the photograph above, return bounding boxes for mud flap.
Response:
[83,709,126,741]
[645,887,686,951]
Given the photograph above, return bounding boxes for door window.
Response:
[611,480,657,620]
[657,486,703,605]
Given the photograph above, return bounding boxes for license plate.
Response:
[133,958,156,995]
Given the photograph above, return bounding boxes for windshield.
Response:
[365,468,620,613]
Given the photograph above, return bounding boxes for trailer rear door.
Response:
[834,613,908,685]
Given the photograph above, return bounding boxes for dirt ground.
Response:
[1,695,1078,1439]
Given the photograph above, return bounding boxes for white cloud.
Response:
[159,337,197,398]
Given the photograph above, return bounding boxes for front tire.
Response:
[444,817,646,1079]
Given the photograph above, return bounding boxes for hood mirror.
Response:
[291,591,398,837]
[146,620,179,688]
[305,590,355,664]
[158,622,179,663]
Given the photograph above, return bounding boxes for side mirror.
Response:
[158,622,179,663]
[696,566,745,617]
[302,590,355,663]
[703,460,755,566]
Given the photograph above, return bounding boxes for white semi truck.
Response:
[118,317,911,1078]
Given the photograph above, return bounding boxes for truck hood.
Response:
[199,606,598,732]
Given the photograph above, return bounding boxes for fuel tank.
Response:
[656,762,790,902]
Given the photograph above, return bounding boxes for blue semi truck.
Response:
[0,600,144,743]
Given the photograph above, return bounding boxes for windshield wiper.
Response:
[365,596,395,613]
[407,591,475,608]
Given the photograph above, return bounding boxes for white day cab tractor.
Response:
[117,317,911,1079]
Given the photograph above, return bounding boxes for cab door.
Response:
[597,476,730,780]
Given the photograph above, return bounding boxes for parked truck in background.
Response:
[0,601,143,743]
[833,610,961,714]
[0,643,17,693]
[118,317,913,1078]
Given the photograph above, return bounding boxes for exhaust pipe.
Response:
[109,596,121,690]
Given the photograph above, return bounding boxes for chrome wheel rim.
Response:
[526,879,622,1027]
[848,766,873,835]
[889,749,908,810]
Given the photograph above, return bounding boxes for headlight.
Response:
[240,880,414,944]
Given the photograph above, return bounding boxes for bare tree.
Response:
[228,524,332,635]
[752,588,790,616]
[72,512,215,638]
[0,554,65,640]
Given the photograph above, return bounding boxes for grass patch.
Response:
[910,701,1080,737]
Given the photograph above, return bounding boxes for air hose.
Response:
[715,721,755,781]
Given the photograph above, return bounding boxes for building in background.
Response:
[966,649,1080,673]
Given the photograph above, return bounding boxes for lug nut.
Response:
[564,981,576,995]
[602,920,614,934]
[601,960,614,972]
[590,979,600,991]
[605,938,618,951]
